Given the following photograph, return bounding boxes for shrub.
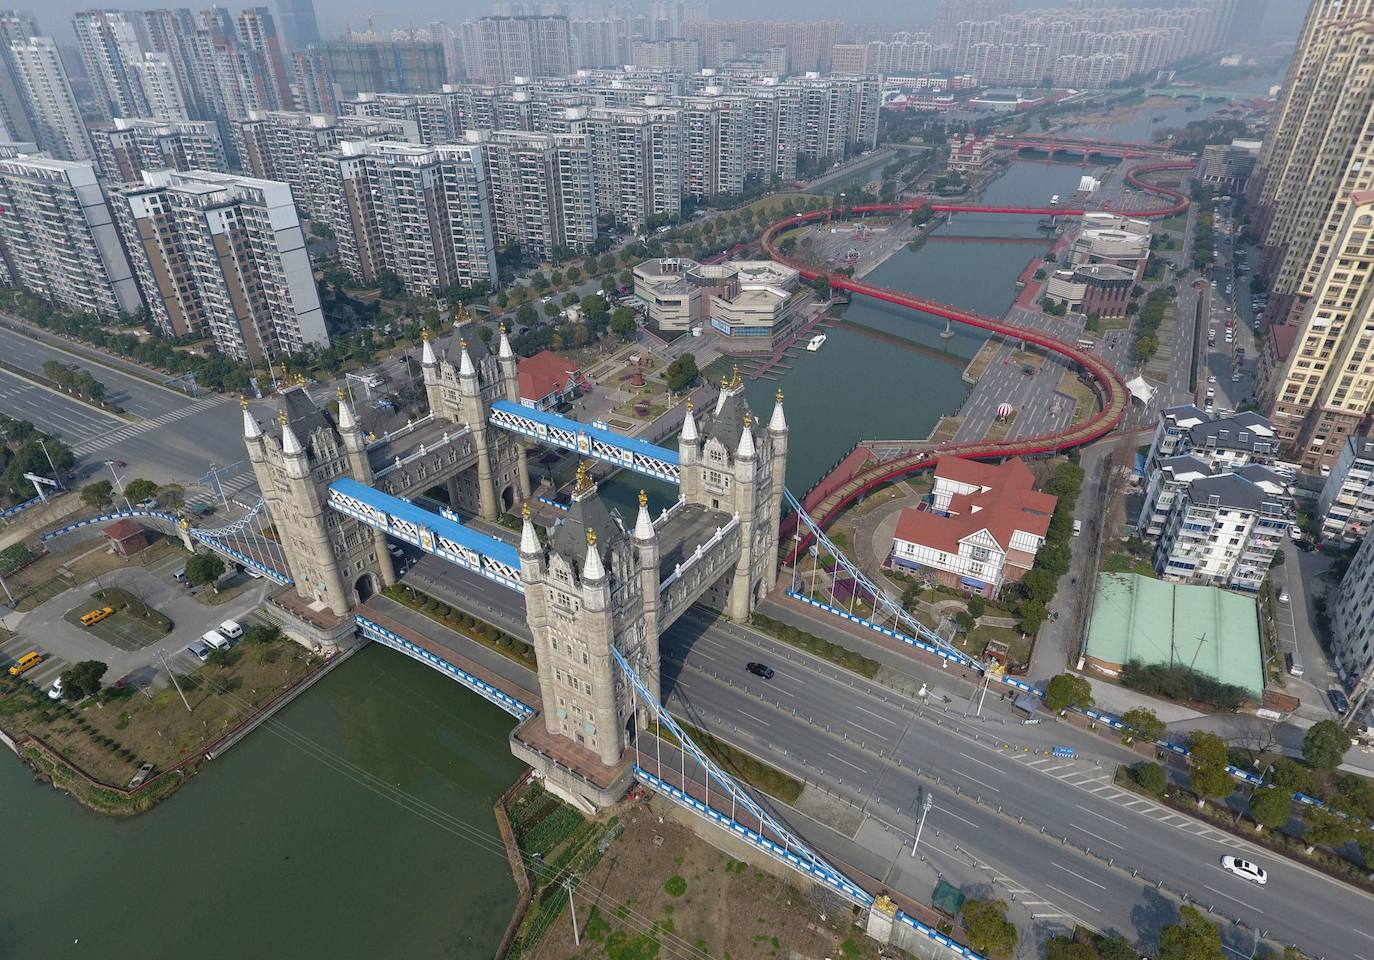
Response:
[1133,761,1168,797]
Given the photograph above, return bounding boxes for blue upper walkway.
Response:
[489,400,681,483]
[327,476,523,591]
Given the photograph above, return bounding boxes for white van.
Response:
[201,629,230,651]
[218,620,243,641]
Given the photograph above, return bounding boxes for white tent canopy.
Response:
[1125,376,1156,405]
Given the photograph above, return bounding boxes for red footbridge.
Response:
[766,159,1195,561]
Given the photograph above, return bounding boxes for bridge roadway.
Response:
[762,160,1195,558]
[390,559,1372,959]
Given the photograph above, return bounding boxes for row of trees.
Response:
[1014,460,1086,635]
[1131,285,1176,363]
[41,360,109,404]
[0,414,73,506]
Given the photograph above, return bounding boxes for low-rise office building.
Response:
[1069,212,1151,281]
[888,457,1056,598]
[1043,262,1135,317]
[633,256,806,351]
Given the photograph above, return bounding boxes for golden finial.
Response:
[178,516,189,529]
[421,328,430,341]
[456,303,468,322]
[638,489,648,508]
[586,527,597,547]
[295,371,306,385]
[499,322,506,336]
[522,501,531,520]
[575,460,591,494]
[240,397,249,409]
[686,397,693,411]
[743,413,752,428]
[336,387,347,404]
[459,337,468,351]
[277,409,288,425]
[720,374,729,389]
[731,364,741,388]
[776,388,784,404]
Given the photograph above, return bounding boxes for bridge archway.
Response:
[501,484,516,512]
[354,572,377,604]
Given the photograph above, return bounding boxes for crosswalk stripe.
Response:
[73,396,227,455]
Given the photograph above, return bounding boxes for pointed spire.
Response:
[635,489,654,541]
[680,398,698,443]
[498,323,513,360]
[336,388,358,433]
[769,388,787,434]
[582,527,605,581]
[737,413,755,460]
[520,501,541,556]
[458,337,475,378]
[420,328,436,366]
[241,398,261,439]
[281,420,304,458]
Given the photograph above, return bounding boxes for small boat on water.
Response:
[806,334,827,352]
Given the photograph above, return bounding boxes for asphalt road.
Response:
[0,329,189,419]
[0,367,122,452]
[403,558,1374,959]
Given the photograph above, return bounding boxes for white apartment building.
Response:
[128,52,188,120]
[114,169,327,363]
[326,140,498,296]
[1154,466,1292,593]
[9,37,93,161]
[91,117,226,185]
[1140,406,1281,478]
[1136,454,1215,541]
[469,129,595,260]
[569,104,682,229]
[72,9,149,120]
[1317,436,1374,544]
[1331,530,1374,708]
[0,155,140,316]
[681,92,747,200]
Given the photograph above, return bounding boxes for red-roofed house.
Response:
[889,457,1057,597]
[518,351,588,411]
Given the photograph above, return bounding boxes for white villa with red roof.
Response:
[518,351,588,410]
[889,457,1057,597]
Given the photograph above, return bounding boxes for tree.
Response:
[1302,808,1352,853]
[185,552,226,586]
[959,899,1017,958]
[1120,707,1166,743]
[1189,764,1236,802]
[544,301,561,319]
[1134,761,1168,797]
[1268,757,1313,796]
[81,480,114,509]
[60,659,108,700]
[1157,905,1225,960]
[1046,937,1098,960]
[1186,730,1228,768]
[1021,568,1058,603]
[966,596,986,619]
[158,484,185,510]
[666,353,698,392]
[811,274,831,299]
[123,478,158,503]
[1097,934,1139,960]
[611,307,637,340]
[1302,719,1349,771]
[516,303,539,327]
[580,294,610,325]
[1045,673,1094,712]
[376,270,403,299]
[1037,541,1072,577]
[1018,598,1046,635]
[1248,786,1291,831]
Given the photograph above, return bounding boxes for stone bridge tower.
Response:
[678,372,788,620]
[244,387,396,615]
[420,319,530,520]
[517,464,659,775]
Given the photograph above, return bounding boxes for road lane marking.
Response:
[933,806,981,830]
[1045,883,1102,913]
[1356,930,1374,943]
[1203,884,1252,909]
[950,769,1001,793]
[958,752,1006,775]
[853,703,899,725]
[826,751,867,773]
[1069,823,1124,850]
[1051,862,1107,890]
[735,709,771,727]
[1074,804,1127,828]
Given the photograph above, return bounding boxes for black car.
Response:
[1329,688,1352,714]
[746,662,775,680]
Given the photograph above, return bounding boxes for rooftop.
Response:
[1084,573,1264,698]
[895,457,1056,555]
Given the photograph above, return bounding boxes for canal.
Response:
[0,644,526,958]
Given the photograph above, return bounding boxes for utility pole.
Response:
[564,873,580,946]
[911,792,934,856]
[160,651,192,713]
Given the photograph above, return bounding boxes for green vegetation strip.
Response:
[651,719,803,805]
[381,584,536,669]
[749,612,880,679]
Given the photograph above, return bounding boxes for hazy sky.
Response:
[32,0,1305,47]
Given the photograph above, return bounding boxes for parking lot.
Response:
[1,551,269,695]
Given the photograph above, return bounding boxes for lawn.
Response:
[0,622,320,795]
[7,536,179,612]
[1056,370,1100,426]
[963,623,1031,666]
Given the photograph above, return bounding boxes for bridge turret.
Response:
[497,324,519,404]
[454,336,500,521]
[766,390,788,590]
[279,411,307,477]
[577,527,622,767]
[634,489,662,708]
[678,398,700,501]
[421,329,444,417]
[336,389,396,588]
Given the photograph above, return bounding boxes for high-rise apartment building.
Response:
[339,91,461,145]
[289,50,335,113]
[0,9,40,143]
[1252,4,1374,469]
[555,103,682,228]
[325,140,499,296]
[470,128,595,260]
[234,8,294,112]
[114,169,327,363]
[301,39,448,96]
[91,116,226,185]
[9,37,93,161]
[460,16,572,83]
[1316,436,1374,544]
[128,52,189,119]
[272,0,319,52]
[631,38,700,72]
[72,9,148,120]
[0,155,140,316]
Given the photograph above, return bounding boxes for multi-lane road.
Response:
[403,557,1374,960]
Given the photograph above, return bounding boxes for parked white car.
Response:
[219,620,243,641]
[1220,856,1268,885]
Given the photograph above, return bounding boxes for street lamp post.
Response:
[911,793,934,856]
[104,459,130,510]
